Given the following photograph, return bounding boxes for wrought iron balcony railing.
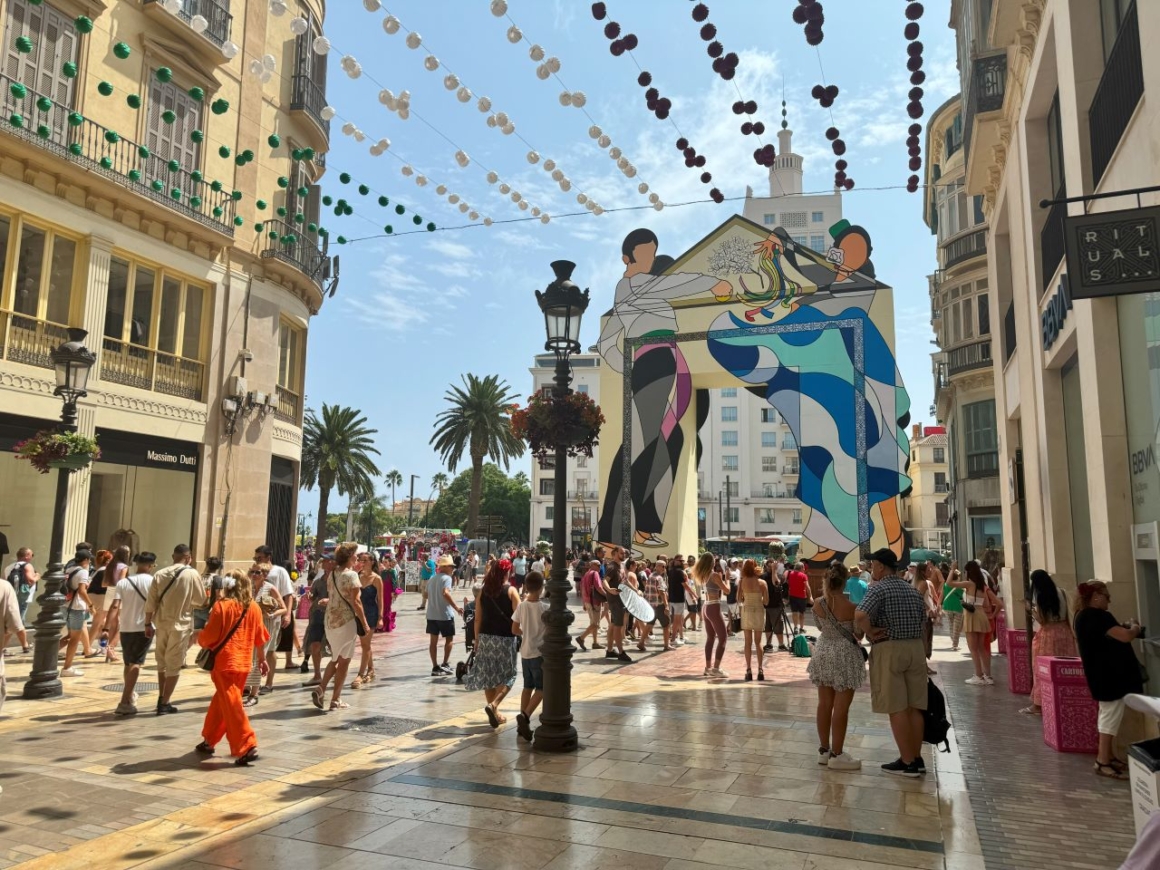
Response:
[260,219,326,286]
[143,0,232,47]
[964,53,1007,161]
[290,74,331,140]
[946,338,993,377]
[101,337,205,401]
[1089,1,1142,186]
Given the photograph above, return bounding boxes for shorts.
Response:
[426,619,456,639]
[65,609,88,632]
[688,602,702,615]
[325,618,358,660]
[868,638,928,715]
[670,602,686,616]
[1098,698,1127,735]
[522,656,544,691]
[120,631,152,666]
[153,626,190,675]
[651,605,671,628]
[608,596,626,627]
[584,603,601,630]
[192,608,210,630]
[764,605,786,633]
[789,596,811,614]
[512,574,525,590]
[304,610,326,646]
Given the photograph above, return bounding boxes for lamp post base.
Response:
[533,723,579,753]
[22,559,68,701]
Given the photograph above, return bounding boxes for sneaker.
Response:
[617,651,633,663]
[516,712,533,742]
[431,666,445,677]
[881,758,921,778]
[913,757,927,774]
[982,675,995,685]
[777,644,789,652]
[763,644,774,653]
[709,667,729,678]
[673,639,684,647]
[258,685,272,695]
[591,643,604,650]
[439,663,453,674]
[965,676,986,686]
[114,703,138,716]
[827,752,862,771]
[60,667,83,677]
[605,651,619,659]
[818,747,832,765]
[156,703,179,715]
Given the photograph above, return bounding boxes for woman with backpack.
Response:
[808,561,866,771]
[59,550,97,677]
[85,550,113,662]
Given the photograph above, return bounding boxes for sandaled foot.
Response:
[757,670,765,681]
[242,695,258,707]
[1094,761,1128,780]
[485,705,500,728]
[194,741,215,755]
[351,675,364,689]
[1110,758,1129,774]
[311,687,325,710]
[1018,706,1041,715]
[329,700,349,711]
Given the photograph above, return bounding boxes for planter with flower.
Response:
[510,390,605,460]
[13,430,101,473]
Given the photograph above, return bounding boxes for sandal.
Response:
[745,670,753,682]
[243,695,258,708]
[105,652,121,663]
[1094,761,1128,780]
[351,675,365,690]
[484,704,500,728]
[329,700,349,711]
[1018,706,1041,715]
[1110,758,1129,773]
[310,687,324,710]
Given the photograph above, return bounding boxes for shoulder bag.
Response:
[821,598,868,662]
[195,604,248,671]
[334,572,366,636]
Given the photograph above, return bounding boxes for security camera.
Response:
[239,348,254,362]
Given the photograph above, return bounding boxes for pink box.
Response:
[1039,656,1099,754]
[995,609,1008,653]
[1005,628,1031,694]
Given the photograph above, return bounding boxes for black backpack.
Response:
[923,679,952,753]
[6,561,25,590]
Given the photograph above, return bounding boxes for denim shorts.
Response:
[65,609,88,632]
[522,656,544,691]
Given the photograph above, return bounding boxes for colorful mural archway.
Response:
[595,214,911,564]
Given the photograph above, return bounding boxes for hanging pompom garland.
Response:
[791,0,826,46]
[903,2,925,183]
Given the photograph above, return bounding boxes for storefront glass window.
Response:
[13,224,45,317]
[1118,291,1160,525]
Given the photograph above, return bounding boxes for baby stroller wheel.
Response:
[455,661,467,682]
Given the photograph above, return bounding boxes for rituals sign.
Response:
[1065,206,1160,299]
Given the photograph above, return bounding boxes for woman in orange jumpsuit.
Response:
[195,569,269,766]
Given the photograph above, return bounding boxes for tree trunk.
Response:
[345,498,356,541]
[467,454,484,538]
[316,486,331,549]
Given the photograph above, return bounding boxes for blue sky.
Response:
[297,0,958,518]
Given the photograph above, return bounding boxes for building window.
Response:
[1100,0,1133,63]
[720,387,737,397]
[783,433,797,450]
[780,211,807,229]
[792,509,802,525]
[721,406,738,422]
[575,455,587,468]
[545,506,554,521]
[761,432,777,448]
[786,460,800,475]
[810,234,826,250]
[762,456,777,472]
[811,211,825,223]
[758,509,776,524]
[724,480,739,497]
[146,75,204,188]
[978,293,990,336]
[1047,92,1066,198]
[964,399,999,477]
[539,479,554,496]
[722,455,739,471]
[933,447,945,464]
[935,471,948,492]
[963,299,974,339]
[725,507,740,524]
[575,478,589,495]
[721,430,739,447]
[278,320,302,393]
[6,219,77,328]
[576,383,589,394]
[762,483,781,497]
[1,0,80,141]
[791,234,808,246]
[763,213,776,225]
[936,502,950,526]
[761,408,777,423]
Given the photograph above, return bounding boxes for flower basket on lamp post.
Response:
[13,430,100,474]
[510,390,604,460]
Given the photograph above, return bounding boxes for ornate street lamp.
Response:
[24,328,95,699]
[533,260,589,753]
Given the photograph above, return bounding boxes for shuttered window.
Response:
[144,75,202,197]
[1,0,78,142]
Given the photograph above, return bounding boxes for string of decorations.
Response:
[487,0,665,208]
[356,3,590,217]
[903,1,926,192]
[591,2,710,206]
[791,0,826,45]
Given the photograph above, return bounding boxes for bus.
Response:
[703,535,800,563]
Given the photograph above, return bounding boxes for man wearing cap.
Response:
[426,554,463,676]
[855,548,928,778]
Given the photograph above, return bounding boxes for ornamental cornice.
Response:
[0,370,56,396]
[272,423,302,446]
[95,390,209,424]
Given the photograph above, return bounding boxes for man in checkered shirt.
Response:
[855,548,928,778]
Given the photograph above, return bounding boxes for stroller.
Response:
[455,598,476,682]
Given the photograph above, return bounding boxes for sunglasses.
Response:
[248,570,266,577]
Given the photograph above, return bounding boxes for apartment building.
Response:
[0,0,333,574]
[922,93,1003,561]
[901,424,951,552]
[952,0,1159,642]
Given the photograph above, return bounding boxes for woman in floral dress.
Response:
[808,562,867,771]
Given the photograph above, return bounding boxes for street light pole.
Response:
[24,328,95,700]
[408,473,419,527]
[534,260,589,754]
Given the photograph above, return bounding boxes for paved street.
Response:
[0,596,1139,870]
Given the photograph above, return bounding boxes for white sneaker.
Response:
[965,676,985,686]
[60,667,83,677]
[817,748,832,765]
[673,639,684,647]
[132,691,139,705]
[709,667,729,678]
[982,675,995,685]
[827,752,862,771]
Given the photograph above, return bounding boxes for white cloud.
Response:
[426,238,474,260]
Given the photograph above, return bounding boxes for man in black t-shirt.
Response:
[667,555,690,647]
[762,561,788,652]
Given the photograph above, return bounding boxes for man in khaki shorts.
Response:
[145,544,205,715]
[855,548,928,778]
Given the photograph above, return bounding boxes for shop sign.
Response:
[94,429,199,473]
[1064,205,1160,300]
[144,448,198,469]
[1041,274,1072,351]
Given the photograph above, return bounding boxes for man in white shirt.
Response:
[107,552,156,716]
[255,545,293,690]
[530,554,546,576]
[0,574,23,713]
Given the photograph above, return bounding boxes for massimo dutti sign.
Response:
[1064,205,1160,300]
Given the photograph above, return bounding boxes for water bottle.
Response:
[99,631,108,651]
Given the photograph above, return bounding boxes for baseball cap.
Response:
[869,548,898,570]
[436,554,455,567]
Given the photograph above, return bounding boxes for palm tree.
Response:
[385,469,403,510]
[301,404,382,547]
[431,472,449,495]
[430,373,524,536]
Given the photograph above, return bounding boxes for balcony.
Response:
[967,451,1000,479]
[946,339,993,377]
[261,219,327,286]
[964,52,1008,192]
[0,311,70,370]
[943,229,987,270]
[143,0,233,48]
[782,439,798,452]
[783,466,800,478]
[752,488,794,499]
[100,337,205,401]
[290,74,331,144]
[1040,198,1067,294]
[1089,2,1142,186]
[0,72,235,235]
[275,384,300,423]
[567,490,598,500]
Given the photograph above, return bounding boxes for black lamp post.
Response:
[533,260,589,753]
[24,328,95,700]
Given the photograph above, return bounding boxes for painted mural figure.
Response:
[597,229,732,549]
[707,222,910,561]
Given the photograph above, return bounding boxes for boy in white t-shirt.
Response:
[511,572,549,742]
[106,552,157,716]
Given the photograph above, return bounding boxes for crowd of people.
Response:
[0,534,1150,784]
